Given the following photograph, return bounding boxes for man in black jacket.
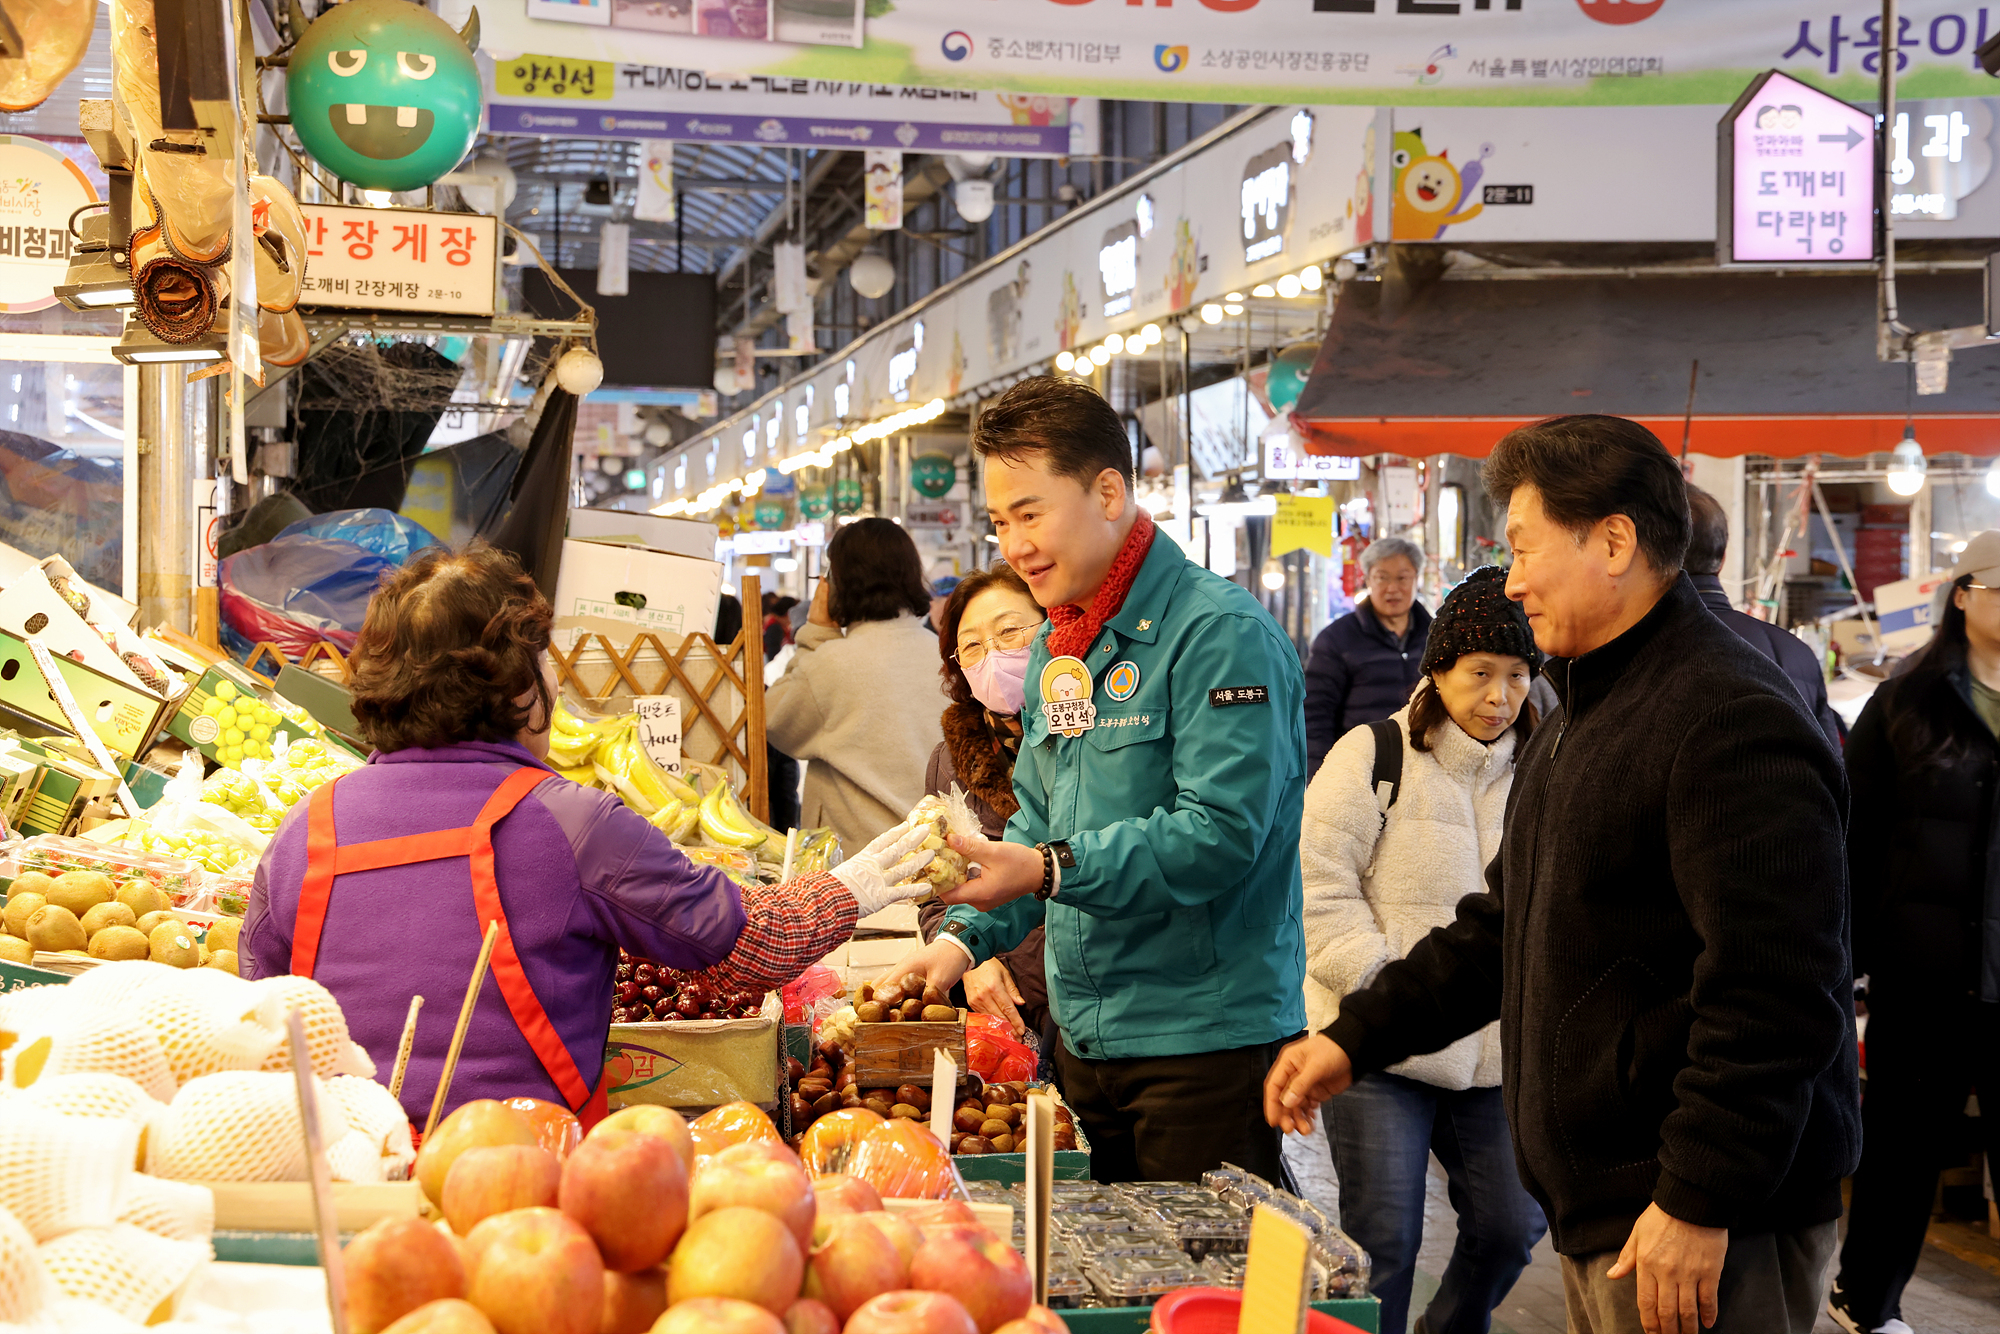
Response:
[1684,485,1845,750]
[1266,416,1858,1334]
[1303,535,1433,777]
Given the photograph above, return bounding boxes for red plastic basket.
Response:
[1148,1287,1367,1334]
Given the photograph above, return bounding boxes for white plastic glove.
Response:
[830,819,937,917]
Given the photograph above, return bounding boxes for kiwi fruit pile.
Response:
[0,869,241,973]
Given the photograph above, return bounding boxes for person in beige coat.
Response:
[765,517,945,859]
[1299,565,1547,1334]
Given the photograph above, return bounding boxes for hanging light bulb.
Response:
[1275,273,1303,299]
[1200,303,1224,324]
[1299,264,1325,292]
[1055,350,1076,371]
[1104,333,1125,354]
[1090,344,1112,365]
[1887,428,1928,497]
[1260,559,1287,591]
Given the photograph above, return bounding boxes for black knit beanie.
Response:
[1420,565,1541,678]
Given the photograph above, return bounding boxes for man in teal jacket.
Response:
[889,376,1308,1182]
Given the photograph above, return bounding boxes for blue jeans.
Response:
[1324,1072,1547,1334]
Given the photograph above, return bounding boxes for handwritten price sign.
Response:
[634,696,682,777]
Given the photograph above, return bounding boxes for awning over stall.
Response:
[1293,271,2000,459]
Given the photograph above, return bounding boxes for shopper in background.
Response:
[1825,530,2000,1334]
[713,591,743,648]
[915,565,1052,1047]
[925,573,961,634]
[884,376,1308,1183]
[1684,485,1844,749]
[761,593,798,662]
[1304,536,1432,779]
[765,517,944,856]
[1267,415,1856,1334]
[1302,564,1548,1334]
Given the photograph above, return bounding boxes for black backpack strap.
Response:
[1367,718,1403,816]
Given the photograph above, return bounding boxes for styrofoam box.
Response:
[551,539,723,645]
[568,508,719,561]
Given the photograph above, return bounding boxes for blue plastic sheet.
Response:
[273,508,441,564]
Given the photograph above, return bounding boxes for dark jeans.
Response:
[1834,993,2000,1326]
[1323,1072,1547,1334]
[1056,1037,1294,1184]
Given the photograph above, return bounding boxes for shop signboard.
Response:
[1262,422,1359,481]
[297,204,498,315]
[1720,70,1878,266]
[483,58,1094,156]
[905,500,961,534]
[1887,98,1994,220]
[0,136,95,314]
[483,0,2000,108]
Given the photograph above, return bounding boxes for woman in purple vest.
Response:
[242,544,936,1126]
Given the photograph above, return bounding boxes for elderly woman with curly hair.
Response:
[242,544,938,1127]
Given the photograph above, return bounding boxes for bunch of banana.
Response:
[545,702,634,771]
[697,780,767,851]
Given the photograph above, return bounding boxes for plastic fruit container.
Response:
[1148,1287,1368,1334]
[1148,1201,1252,1260]
[1083,1251,1207,1307]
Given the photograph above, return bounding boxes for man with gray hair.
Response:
[1304,535,1430,777]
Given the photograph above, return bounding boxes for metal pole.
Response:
[1879,0,1906,356]
[135,366,196,633]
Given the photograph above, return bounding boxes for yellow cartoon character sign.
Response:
[1041,656,1096,738]
[1390,129,1490,241]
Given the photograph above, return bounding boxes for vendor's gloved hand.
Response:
[830,820,936,917]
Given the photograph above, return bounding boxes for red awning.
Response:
[1292,269,2000,459]
[1295,413,2000,459]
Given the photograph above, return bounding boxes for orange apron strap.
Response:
[467,769,594,1113]
[333,829,478,875]
[290,778,342,978]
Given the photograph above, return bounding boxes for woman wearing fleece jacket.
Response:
[1300,565,1548,1334]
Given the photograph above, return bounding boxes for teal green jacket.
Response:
[942,534,1309,1060]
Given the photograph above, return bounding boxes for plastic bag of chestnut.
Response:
[612,949,766,1022]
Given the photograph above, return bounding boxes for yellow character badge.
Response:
[1040,656,1097,738]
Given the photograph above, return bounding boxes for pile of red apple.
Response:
[343,1095,1068,1334]
[614,950,765,1023]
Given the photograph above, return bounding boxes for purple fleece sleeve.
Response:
[534,778,750,968]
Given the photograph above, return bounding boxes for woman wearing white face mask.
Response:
[915,564,1050,1042]
[1290,564,1549,1334]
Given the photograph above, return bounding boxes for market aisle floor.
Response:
[1281,1123,2000,1334]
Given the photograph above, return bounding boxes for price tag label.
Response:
[1239,1205,1313,1334]
[633,696,682,776]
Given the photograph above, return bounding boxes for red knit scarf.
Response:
[1045,510,1157,660]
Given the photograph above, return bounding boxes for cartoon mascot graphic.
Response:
[1389,129,1490,241]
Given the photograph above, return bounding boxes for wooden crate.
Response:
[190,1180,424,1233]
[853,1013,968,1087]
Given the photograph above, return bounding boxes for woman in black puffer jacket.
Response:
[1828,534,2000,1334]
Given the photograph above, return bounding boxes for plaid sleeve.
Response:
[695,872,858,994]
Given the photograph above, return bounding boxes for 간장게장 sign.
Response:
[296,203,497,315]
[1719,68,1878,266]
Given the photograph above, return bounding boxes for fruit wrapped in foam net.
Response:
[0,1104,135,1241]
[147,1070,346,1183]
[37,1223,211,1323]
[900,785,978,897]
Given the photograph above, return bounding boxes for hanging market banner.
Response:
[475,0,2000,107]
[482,56,1095,155]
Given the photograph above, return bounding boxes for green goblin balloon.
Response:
[286,0,482,191]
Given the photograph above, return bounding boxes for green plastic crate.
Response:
[0,958,69,993]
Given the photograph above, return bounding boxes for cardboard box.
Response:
[1873,574,1952,653]
[1830,618,1883,663]
[568,508,719,562]
[165,661,314,766]
[0,630,175,762]
[551,539,723,645]
[604,991,780,1110]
